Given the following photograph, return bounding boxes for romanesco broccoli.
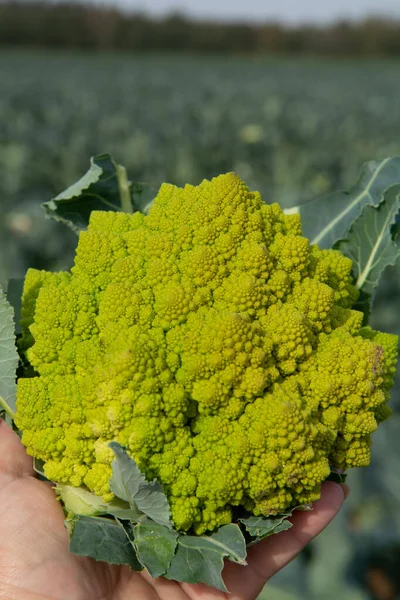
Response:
[15,173,398,534]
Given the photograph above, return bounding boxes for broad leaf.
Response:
[109,442,144,502]
[295,157,400,249]
[0,285,19,419]
[41,154,156,233]
[133,522,178,578]
[69,515,142,570]
[391,212,400,241]
[6,279,24,335]
[34,458,52,483]
[338,184,400,304]
[109,442,172,528]
[131,180,157,214]
[132,480,172,528]
[165,524,247,592]
[326,470,348,485]
[239,515,292,542]
[56,484,138,519]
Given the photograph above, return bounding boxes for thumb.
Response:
[0,418,34,484]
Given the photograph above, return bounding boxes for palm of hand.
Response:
[0,420,346,600]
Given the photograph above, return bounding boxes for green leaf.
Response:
[34,458,52,483]
[41,154,156,233]
[0,285,19,420]
[165,524,247,592]
[6,279,24,335]
[132,480,173,528]
[133,522,178,578]
[57,482,144,520]
[239,514,293,541]
[57,484,110,517]
[109,442,172,528]
[109,442,144,502]
[391,213,400,242]
[337,184,400,303]
[326,471,348,485]
[131,180,157,214]
[69,515,142,570]
[295,157,400,249]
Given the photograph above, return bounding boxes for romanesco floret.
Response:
[15,173,398,534]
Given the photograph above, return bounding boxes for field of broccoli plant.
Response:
[1,50,400,599]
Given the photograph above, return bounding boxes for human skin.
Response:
[0,418,347,600]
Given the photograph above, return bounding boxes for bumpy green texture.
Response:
[15,174,398,534]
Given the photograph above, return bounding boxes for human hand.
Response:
[0,418,348,600]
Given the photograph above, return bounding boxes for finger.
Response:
[248,481,346,575]
[0,418,34,483]
[220,481,347,600]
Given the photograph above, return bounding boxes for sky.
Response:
[114,0,400,23]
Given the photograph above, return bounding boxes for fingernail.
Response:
[340,483,350,499]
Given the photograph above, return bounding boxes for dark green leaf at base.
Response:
[133,522,178,578]
[239,514,293,542]
[165,524,247,592]
[69,515,143,570]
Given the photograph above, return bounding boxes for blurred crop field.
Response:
[1,50,400,599]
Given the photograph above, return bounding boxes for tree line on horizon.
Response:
[1,1,400,55]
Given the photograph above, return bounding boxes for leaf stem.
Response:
[116,164,133,214]
[0,395,16,420]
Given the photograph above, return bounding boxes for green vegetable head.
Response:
[15,173,398,534]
